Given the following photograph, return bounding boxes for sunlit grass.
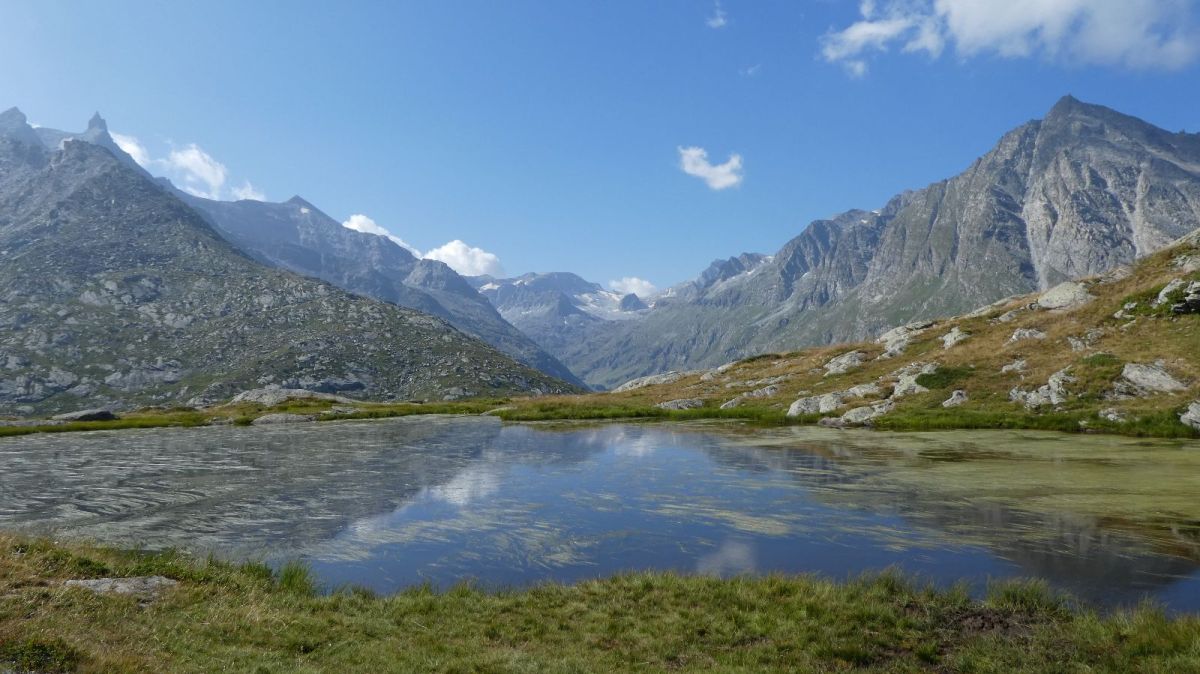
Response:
[2,535,1199,672]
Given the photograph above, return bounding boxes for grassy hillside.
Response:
[496,230,1200,438]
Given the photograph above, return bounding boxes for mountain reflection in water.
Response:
[1,418,1199,610]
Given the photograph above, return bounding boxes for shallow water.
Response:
[3,417,1200,610]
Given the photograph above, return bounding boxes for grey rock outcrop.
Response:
[612,371,685,393]
[1037,281,1093,311]
[942,390,968,408]
[1182,402,1200,431]
[941,327,969,349]
[1009,328,1047,343]
[656,398,704,410]
[64,576,177,599]
[230,387,357,407]
[1010,368,1075,408]
[1112,363,1187,398]
[823,351,866,376]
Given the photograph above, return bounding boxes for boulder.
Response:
[1154,279,1187,307]
[1001,359,1027,374]
[942,390,968,408]
[786,383,879,417]
[823,351,866,376]
[50,408,117,422]
[1037,281,1093,311]
[941,327,969,349]
[1008,328,1047,343]
[1171,281,1200,315]
[1098,408,1126,423]
[876,321,934,359]
[1113,362,1187,397]
[1181,402,1200,431]
[656,398,704,410]
[840,400,895,426]
[612,371,684,393]
[251,413,315,425]
[892,364,937,398]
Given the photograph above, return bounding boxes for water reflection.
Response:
[1,418,1199,610]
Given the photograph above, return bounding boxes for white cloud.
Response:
[678,146,744,190]
[341,214,422,255]
[739,63,763,77]
[423,240,504,277]
[110,132,150,167]
[231,180,266,201]
[609,277,657,297]
[706,1,727,28]
[109,131,263,202]
[163,144,228,199]
[822,0,1199,75]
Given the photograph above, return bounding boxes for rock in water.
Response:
[50,409,117,422]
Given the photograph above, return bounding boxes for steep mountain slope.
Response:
[0,108,575,415]
[548,96,1200,389]
[469,272,649,364]
[178,193,585,387]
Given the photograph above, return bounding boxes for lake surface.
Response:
[2,417,1200,610]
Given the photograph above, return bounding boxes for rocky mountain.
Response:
[521,96,1200,389]
[0,108,576,415]
[468,272,650,363]
[177,193,585,387]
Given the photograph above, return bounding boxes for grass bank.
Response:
[1,535,1198,673]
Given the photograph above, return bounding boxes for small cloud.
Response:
[706,1,727,28]
[231,180,266,201]
[678,146,743,190]
[738,63,762,77]
[165,144,227,199]
[110,132,150,167]
[609,277,657,297]
[341,214,421,255]
[423,240,504,277]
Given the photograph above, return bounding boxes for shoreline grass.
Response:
[2,396,1197,440]
[2,535,1199,672]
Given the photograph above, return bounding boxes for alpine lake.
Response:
[3,416,1199,611]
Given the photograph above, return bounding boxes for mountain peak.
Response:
[0,107,28,127]
[87,112,107,132]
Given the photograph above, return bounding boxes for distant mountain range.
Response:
[178,192,585,387]
[477,96,1200,389]
[0,108,576,414]
[3,95,1196,402]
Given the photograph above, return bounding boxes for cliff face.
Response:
[541,97,1200,389]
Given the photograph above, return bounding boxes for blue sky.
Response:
[2,1,1199,291]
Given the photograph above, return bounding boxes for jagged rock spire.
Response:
[88,112,107,132]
